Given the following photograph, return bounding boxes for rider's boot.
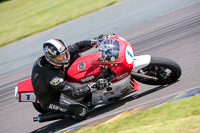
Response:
[67,105,88,121]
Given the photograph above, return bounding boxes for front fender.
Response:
[132,55,151,72]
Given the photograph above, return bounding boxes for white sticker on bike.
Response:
[21,93,36,102]
[125,45,134,64]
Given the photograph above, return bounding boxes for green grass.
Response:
[0,0,120,47]
[78,94,200,133]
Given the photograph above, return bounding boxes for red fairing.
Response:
[109,36,134,83]
[67,35,134,84]
[67,53,103,84]
[18,78,34,92]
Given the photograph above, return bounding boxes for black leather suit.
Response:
[31,40,95,120]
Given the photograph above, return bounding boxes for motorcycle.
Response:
[14,35,181,122]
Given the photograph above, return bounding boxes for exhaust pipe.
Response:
[33,112,66,122]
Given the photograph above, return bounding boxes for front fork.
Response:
[131,55,158,81]
[131,71,158,81]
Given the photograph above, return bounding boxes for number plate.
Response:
[20,92,36,102]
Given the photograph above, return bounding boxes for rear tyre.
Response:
[32,103,48,114]
[133,57,181,85]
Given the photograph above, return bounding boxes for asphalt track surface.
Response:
[0,0,200,133]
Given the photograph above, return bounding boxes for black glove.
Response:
[88,79,110,92]
[94,33,116,39]
[88,83,97,92]
[91,40,98,48]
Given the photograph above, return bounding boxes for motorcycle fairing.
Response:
[15,78,38,102]
[132,55,151,71]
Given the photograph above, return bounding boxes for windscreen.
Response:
[98,39,119,62]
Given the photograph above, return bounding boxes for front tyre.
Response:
[134,57,182,85]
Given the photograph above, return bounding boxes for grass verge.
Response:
[78,94,200,133]
[0,0,120,47]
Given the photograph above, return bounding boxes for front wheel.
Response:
[133,57,182,85]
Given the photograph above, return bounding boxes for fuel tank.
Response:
[66,52,103,84]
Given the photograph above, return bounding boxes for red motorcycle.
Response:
[15,35,181,122]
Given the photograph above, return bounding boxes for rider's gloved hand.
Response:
[91,40,98,48]
[94,33,115,39]
[88,79,110,92]
[88,83,97,92]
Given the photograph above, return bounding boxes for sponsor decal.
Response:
[50,77,64,85]
[104,92,115,97]
[120,86,129,93]
[78,62,86,71]
[81,75,95,83]
[114,72,129,80]
[125,45,134,64]
[48,104,67,112]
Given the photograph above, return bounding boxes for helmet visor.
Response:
[54,50,70,64]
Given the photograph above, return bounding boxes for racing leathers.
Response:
[31,40,97,120]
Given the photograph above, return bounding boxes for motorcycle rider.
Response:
[31,38,107,121]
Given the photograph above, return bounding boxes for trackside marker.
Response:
[64,125,79,133]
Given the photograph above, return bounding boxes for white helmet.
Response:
[43,39,70,67]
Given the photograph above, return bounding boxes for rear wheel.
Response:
[133,57,181,85]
